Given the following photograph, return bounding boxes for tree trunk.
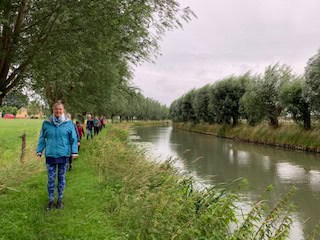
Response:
[232,115,238,127]
[0,94,4,106]
[303,110,311,130]
[269,116,279,128]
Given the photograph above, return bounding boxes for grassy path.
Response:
[0,126,121,240]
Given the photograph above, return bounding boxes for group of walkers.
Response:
[36,101,107,210]
[85,115,106,139]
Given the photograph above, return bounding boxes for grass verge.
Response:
[174,122,320,153]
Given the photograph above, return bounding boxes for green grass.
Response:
[175,122,320,152]
[0,121,303,239]
[0,125,121,239]
[0,119,42,166]
[131,120,171,127]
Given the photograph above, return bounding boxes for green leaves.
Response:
[305,49,320,114]
[1,0,194,115]
[280,77,311,129]
[170,64,303,128]
[170,75,249,126]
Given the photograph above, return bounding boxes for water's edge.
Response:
[174,122,320,154]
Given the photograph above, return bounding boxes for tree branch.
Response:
[0,0,12,75]
[12,0,28,46]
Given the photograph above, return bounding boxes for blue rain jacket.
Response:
[36,115,78,158]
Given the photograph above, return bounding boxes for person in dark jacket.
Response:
[93,116,100,135]
[36,101,78,210]
[86,115,94,139]
[76,121,85,140]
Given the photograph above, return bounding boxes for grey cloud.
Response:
[133,0,320,105]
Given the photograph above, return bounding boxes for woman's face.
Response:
[53,105,64,118]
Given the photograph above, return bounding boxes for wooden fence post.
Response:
[20,133,26,163]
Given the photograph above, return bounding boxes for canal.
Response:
[133,126,320,240]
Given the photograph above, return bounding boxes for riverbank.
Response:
[174,122,320,153]
[131,120,171,127]
[0,121,297,239]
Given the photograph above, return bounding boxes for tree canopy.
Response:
[170,59,319,130]
[2,89,28,108]
[305,49,320,114]
[0,0,194,115]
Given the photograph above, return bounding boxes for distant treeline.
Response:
[170,49,320,130]
[0,91,169,121]
[108,92,169,121]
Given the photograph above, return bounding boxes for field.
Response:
[0,119,42,166]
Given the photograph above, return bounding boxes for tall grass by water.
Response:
[175,122,320,152]
[87,124,296,239]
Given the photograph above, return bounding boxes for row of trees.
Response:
[0,105,18,116]
[0,88,169,120]
[0,0,193,117]
[170,49,320,130]
[106,91,169,121]
[0,90,45,116]
[1,88,169,120]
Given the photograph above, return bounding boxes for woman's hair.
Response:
[52,100,64,109]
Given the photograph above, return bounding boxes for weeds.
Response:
[90,124,295,239]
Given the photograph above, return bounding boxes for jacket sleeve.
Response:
[70,123,79,155]
[36,122,46,154]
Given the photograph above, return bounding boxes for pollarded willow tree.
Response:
[208,74,249,126]
[305,49,320,114]
[241,64,292,127]
[104,89,169,122]
[170,56,320,130]
[192,85,211,123]
[280,77,311,129]
[170,74,250,125]
[0,0,195,109]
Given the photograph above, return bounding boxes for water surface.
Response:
[133,126,320,240]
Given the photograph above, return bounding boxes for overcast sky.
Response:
[133,0,320,106]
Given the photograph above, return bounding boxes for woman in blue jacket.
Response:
[36,101,78,210]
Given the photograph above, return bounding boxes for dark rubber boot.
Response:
[56,201,63,209]
[47,201,55,211]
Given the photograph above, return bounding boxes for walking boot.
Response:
[46,201,55,211]
[56,201,63,209]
